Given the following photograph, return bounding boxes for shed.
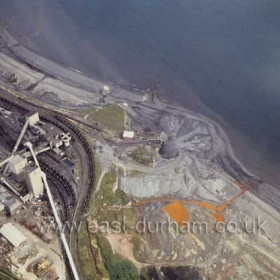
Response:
[122,131,135,140]
[0,223,27,247]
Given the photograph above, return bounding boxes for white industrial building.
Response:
[26,112,40,126]
[25,164,44,198]
[0,223,28,247]
[9,155,27,175]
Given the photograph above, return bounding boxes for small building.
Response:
[122,131,135,141]
[26,112,40,126]
[53,139,63,149]
[0,223,28,247]
[9,155,27,175]
[25,164,44,198]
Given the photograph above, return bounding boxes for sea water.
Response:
[1,0,280,164]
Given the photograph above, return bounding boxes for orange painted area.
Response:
[162,201,190,225]
[132,181,249,223]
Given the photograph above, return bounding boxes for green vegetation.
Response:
[77,135,107,279]
[129,147,154,166]
[78,164,138,279]
[78,131,140,280]
[82,104,128,134]
[139,267,158,280]
[131,235,144,261]
[78,222,100,279]
[96,234,139,280]
[129,169,144,177]
[77,222,109,280]
[92,167,135,229]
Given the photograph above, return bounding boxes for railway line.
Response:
[0,268,19,280]
[0,118,75,222]
[0,93,94,206]
[39,159,77,221]
[0,91,96,280]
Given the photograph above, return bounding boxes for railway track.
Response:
[46,173,71,222]
[0,92,96,280]
[0,94,95,208]
[55,116,95,210]
[39,159,77,206]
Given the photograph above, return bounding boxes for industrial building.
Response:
[0,223,27,247]
[42,124,62,148]
[0,184,22,215]
[9,155,27,175]
[26,112,40,126]
[25,163,44,198]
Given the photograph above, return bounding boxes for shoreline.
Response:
[0,24,279,190]
[1,23,280,277]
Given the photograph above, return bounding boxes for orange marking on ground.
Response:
[132,181,248,224]
[162,201,190,225]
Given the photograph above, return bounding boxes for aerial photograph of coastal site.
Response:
[0,1,279,280]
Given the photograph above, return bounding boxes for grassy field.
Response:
[77,135,107,279]
[129,169,144,177]
[96,234,139,280]
[77,221,109,280]
[81,104,128,135]
[78,162,138,279]
[129,147,154,166]
[92,167,135,229]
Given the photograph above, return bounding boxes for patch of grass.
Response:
[79,159,139,279]
[77,221,98,280]
[77,222,109,280]
[92,168,135,229]
[139,266,158,280]
[82,104,128,134]
[77,134,107,279]
[129,147,154,166]
[96,234,139,280]
[129,170,144,177]
[131,235,144,261]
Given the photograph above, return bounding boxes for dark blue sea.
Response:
[1,0,280,169]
